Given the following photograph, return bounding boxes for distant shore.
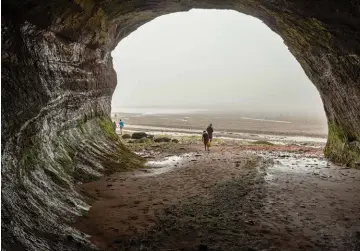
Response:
[111,110,328,139]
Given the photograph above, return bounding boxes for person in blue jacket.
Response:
[119,119,124,135]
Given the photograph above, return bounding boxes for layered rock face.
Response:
[1,0,360,250]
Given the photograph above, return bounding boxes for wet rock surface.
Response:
[1,0,360,250]
[121,134,131,139]
[131,132,148,139]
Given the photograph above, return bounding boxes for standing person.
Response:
[202,130,210,151]
[112,121,117,132]
[206,123,214,142]
[119,119,124,135]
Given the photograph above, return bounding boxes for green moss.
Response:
[20,117,144,187]
[156,134,170,138]
[325,122,360,168]
[308,18,327,32]
[137,138,153,144]
[100,143,145,174]
[98,118,118,140]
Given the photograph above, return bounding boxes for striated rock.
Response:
[1,0,360,250]
[131,132,148,139]
[1,118,144,251]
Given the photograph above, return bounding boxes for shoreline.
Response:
[121,123,328,138]
[117,124,327,147]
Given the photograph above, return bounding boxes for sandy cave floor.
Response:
[75,141,360,251]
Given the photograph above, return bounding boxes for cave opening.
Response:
[110,9,327,137]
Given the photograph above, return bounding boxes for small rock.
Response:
[107,184,113,187]
[67,235,74,241]
[171,139,179,143]
[154,137,171,143]
[121,134,131,139]
[131,132,148,139]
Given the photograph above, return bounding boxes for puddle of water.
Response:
[259,152,331,183]
[138,153,194,177]
[273,157,327,174]
[264,173,275,182]
[134,150,159,158]
[146,155,184,168]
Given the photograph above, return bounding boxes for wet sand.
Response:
[75,137,360,251]
[122,124,327,147]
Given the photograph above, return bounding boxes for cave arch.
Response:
[1,1,360,250]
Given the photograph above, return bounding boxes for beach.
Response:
[112,108,328,147]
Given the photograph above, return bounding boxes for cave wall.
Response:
[1,0,360,250]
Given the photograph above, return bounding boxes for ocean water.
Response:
[112,107,208,115]
[111,107,328,137]
[112,107,295,124]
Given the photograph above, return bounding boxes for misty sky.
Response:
[111,9,326,119]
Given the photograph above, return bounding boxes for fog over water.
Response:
[111,9,326,122]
